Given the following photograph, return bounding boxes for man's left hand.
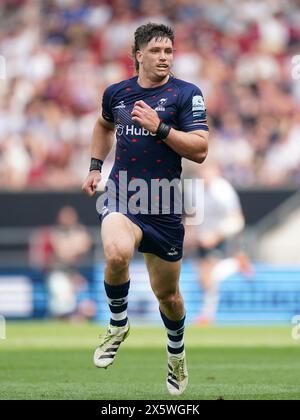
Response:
[131,100,160,133]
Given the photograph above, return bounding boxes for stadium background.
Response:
[1,0,300,400]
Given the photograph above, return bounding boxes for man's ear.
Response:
[136,50,143,64]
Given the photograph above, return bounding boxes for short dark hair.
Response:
[131,22,175,73]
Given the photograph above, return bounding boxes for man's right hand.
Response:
[82,170,101,197]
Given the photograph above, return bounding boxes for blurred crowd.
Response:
[1,0,300,190]
[29,205,96,320]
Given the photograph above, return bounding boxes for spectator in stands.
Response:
[29,205,95,320]
[1,0,300,190]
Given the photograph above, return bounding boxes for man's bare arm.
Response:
[164,128,208,164]
[82,116,115,197]
[91,116,115,161]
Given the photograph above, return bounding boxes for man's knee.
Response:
[104,243,132,272]
[156,290,181,307]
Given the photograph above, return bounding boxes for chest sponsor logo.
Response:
[115,124,156,137]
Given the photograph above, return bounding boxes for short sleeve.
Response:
[101,85,115,123]
[178,84,208,132]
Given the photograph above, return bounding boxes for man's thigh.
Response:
[143,253,182,296]
[101,212,143,256]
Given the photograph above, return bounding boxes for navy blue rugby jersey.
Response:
[101,75,208,215]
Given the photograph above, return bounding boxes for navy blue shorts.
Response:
[100,210,185,262]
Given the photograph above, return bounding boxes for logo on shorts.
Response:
[167,247,178,256]
[155,98,168,111]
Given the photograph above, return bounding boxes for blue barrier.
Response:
[95,261,300,325]
[1,262,300,325]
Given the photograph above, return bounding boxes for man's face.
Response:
[137,37,174,81]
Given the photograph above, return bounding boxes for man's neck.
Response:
[137,73,170,89]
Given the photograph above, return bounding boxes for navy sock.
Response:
[104,280,130,327]
[160,310,185,356]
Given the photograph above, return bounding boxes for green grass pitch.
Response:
[0,322,300,400]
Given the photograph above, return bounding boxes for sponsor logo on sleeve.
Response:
[192,95,205,112]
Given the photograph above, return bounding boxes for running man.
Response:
[82,23,209,395]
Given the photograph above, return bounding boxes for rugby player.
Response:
[82,23,209,395]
